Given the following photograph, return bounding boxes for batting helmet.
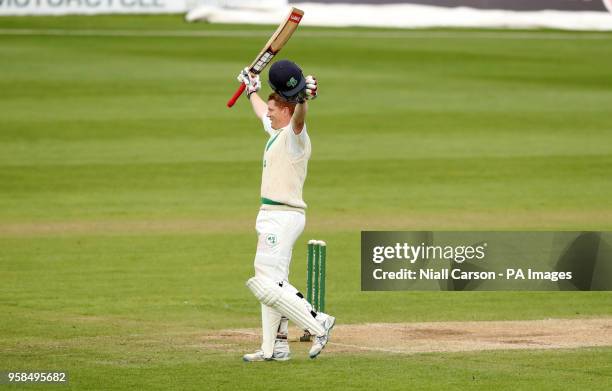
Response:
[268,60,306,101]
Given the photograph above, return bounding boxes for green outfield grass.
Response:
[1,15,611,390]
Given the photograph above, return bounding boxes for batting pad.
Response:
[247,277,325,336]
[277,316,289,337]
[280,280,315,313]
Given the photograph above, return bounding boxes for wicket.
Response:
[301,239,326,342]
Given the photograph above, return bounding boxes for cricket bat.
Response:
[227,7,304,108]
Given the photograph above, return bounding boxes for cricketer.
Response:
[237,60,336,361]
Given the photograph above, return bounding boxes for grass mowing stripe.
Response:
[1,28,612,40]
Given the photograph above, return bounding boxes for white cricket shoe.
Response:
[242,342,291,362]
[308,313,336,359]
[242,350,270,362]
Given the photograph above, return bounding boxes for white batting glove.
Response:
[303,75,318,100]
[237,67,261,98]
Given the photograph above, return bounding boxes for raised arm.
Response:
[290,75,318,135]
[291,102,307,134]
[249,92,268,120]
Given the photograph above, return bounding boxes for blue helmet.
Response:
[268,60,306,100]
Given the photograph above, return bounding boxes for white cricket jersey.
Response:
[260,113,311,212]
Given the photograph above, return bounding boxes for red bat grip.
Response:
[227,84,246,108]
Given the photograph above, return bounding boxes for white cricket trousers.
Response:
[253,209,305,283]
[253,209,306,357]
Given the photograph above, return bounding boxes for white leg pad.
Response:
[247,277,324,336]
[277,316,289,337]
[280,281,314,313]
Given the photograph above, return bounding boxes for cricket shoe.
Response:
[242,350,272,362]
[242,344,291,362]
[308,313,336,359]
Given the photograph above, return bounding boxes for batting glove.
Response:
[237,67,261,98]
[303,75,318,100]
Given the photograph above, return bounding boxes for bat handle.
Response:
[227,84,246,108]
